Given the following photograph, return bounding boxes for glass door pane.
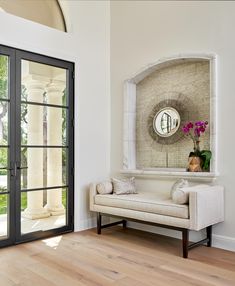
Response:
[0,55,9,100]
[20,147,68,189]
[0,54,10,241]
[0,194,9,239]
[19,59,69,236]
[21,188,67,234]
[20,104,68,146]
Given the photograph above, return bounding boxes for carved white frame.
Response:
[122,54,217,178]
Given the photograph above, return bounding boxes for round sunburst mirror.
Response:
[153,107,180,137]
[148,98,194,145]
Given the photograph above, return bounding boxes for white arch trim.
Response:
[58,0,71,32]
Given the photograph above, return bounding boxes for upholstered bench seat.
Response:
[90,182,224,258]
[95,192,189,219]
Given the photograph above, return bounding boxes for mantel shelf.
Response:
[120,169,218,181]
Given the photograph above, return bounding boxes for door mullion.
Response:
[67,67,75,231]
[9,46,16,244]
[14,50,22,241]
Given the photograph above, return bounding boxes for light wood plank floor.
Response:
[0,227,235,286]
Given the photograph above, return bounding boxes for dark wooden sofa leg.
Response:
[182,229,189,258]
[97,213,127,234]
[207,225,212,247]
[97,212,101,235]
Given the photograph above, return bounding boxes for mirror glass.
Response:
[153,107,180,137]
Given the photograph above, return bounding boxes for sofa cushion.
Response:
[95,192,189,219]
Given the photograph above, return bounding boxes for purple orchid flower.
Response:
[182,120,208,139]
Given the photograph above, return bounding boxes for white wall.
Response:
[110,1,235,251]
[67,1,110,230]
[0,0,110,231]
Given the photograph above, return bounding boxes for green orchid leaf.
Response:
[200,150,212,171]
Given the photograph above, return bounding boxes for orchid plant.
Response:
[182,121,208,154]
[182,121,211,171]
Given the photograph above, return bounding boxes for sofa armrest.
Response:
[89,183,98,211]
[189,185,224,231]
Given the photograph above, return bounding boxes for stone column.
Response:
[44,83,65,216]
[23,80,50,219]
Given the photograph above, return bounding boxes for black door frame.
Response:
[0,44,74,247]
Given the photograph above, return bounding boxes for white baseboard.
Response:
[127,221,205,241]
[213,234,235,252]
[74,217,96,232]
[74,216,110,232]
[127,222,235,253]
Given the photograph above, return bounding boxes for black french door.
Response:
[0,45,74,247]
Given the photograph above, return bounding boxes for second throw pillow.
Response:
[112,177,137,195]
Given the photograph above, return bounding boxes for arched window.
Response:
[0,0,66,32]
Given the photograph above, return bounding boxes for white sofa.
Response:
[90,183,224,258]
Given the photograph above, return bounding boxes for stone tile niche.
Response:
[122,54,217,178]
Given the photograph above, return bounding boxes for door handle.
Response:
[1,166,15,177]
[8,163,28,177]
[8,162,17,177]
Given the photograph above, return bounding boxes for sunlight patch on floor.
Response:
[42,235,62,249]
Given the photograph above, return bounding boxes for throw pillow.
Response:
[172,184,210,204]
[96,181,113,195]
[112,177,137,195]
[171,179,189,197]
